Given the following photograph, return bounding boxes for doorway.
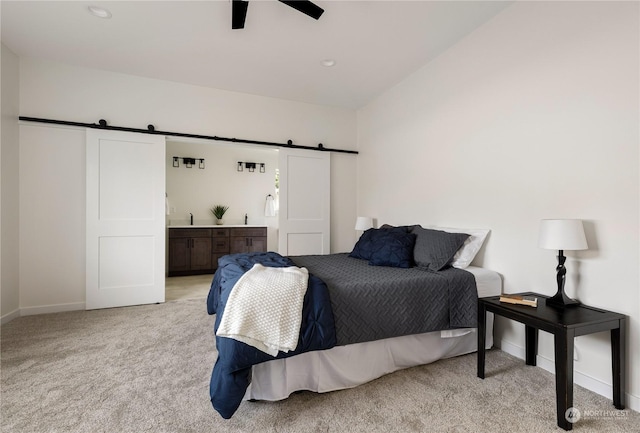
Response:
[163,142,331,301]
[164,140,279,302]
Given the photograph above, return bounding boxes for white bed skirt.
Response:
[245,313,494,401]
[244,266,501,401]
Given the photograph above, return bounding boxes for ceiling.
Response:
[1,1,512,109]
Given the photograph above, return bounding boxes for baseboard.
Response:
[498,338,639,413]
[1,308,21,325]
[19,302,85,317]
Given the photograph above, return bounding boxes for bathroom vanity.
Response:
[167,225,267,276]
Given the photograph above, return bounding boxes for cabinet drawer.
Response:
[211,228,230,238]
[212,238,229,253]
[230,227,267,237]
[169,228,212,238]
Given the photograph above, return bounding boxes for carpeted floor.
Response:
[1,298,638,433]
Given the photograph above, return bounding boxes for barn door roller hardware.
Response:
[18,116,358,155]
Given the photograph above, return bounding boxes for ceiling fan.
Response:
[232,0,324,29]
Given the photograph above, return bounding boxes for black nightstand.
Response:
[477,292,626,431]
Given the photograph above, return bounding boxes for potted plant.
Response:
[211,205,229,225]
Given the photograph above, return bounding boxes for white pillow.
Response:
[429,227,490,269]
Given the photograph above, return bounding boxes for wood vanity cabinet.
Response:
[168,226,267,276]
[168,228,212,276]
[211,228,230,271]
[229,227,268,254]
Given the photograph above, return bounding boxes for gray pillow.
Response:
[410,226,470,271]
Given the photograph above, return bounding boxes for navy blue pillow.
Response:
[368,230,416,268]
[349,226,408,261]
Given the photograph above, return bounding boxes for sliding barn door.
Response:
[278,148,330,255]
[86,129,166,310]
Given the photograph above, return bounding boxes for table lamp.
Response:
[538,219,588,308]
[355,216,373,231]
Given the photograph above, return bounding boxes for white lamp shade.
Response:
[355,216,373,231]
[538,219,588,251]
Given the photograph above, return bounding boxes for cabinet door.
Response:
[168,238,191,272]
[248,237,267,253]
[230,237,249,254]
[212,253,227,270]
[230,236,267,253]
[190,237,212,270]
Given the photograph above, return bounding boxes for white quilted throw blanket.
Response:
[216,263,309,356]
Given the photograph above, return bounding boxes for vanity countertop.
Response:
[168,224,266,229]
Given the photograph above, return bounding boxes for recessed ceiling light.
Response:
[321,59,336,67]
[88,6,112,19]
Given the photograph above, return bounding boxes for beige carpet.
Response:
[1,298,638,433]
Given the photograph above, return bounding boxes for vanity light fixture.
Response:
[173,157,202,169]
[237,161,264,173]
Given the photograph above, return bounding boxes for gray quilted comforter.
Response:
[290,253,478,346]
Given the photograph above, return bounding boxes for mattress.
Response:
[244,266,501,401]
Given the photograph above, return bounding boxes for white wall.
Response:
[18,124,86,314]
[17,58,357,312]
[357,1,639,410]
[1,43,20,323]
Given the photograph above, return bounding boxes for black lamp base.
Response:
[546,290,580,308]
[546,249,580,308]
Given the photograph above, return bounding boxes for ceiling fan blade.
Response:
[278,1,324,20]
[232,0,249,29]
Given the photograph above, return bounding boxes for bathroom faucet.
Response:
[190,213,193,226]
[245,213,248,225]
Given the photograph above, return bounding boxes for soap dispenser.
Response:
[244,213,248,225]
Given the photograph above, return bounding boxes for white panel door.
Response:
[86,129,166,309]
[278,148,330,255]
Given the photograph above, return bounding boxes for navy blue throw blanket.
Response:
[206,252,336,419]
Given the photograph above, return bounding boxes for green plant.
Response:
[210,205,229,219]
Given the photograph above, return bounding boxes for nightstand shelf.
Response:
[477,292,626,431]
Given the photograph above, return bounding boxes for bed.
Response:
[244,265,500,401]
[207,224,499,419]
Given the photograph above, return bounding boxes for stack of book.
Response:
[499,294,538,307]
